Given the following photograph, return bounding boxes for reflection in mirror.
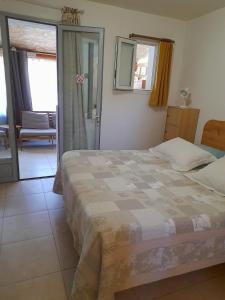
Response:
[0,28,12,159]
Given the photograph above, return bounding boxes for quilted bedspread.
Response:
[54,150,225,300]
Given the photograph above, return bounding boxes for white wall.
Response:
[0,0,186,149]
[181,8,225,143]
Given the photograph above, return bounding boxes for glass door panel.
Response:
[82,33,99,150]
[57,25,104,157]
[7,17,57,179]
[0,46,11,159]
[0,15,18,182]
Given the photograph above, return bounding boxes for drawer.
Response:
[166,107,182,126]
[164,124,179,140]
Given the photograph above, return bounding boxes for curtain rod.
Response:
[129,33,175,44]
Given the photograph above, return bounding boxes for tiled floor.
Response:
[0,178,77,300]
[18,142,57,179]
[0,178,225,300]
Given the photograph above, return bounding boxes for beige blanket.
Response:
[54,150,225,300]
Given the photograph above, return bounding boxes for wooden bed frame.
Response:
[201,120,225,151]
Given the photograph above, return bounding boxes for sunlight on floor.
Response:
[18,141,57,179]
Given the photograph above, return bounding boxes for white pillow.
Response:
[186,156,225,196]
[150,137,216,171]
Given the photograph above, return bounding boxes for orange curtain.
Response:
[149,41,173,107]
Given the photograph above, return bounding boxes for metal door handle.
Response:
[95,115,100,124]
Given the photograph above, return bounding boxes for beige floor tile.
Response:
[49,160,57,169]
[2,211,52,244]
[135,274,190,300]
[0,235,60,286]
[0,272,67,300]
[4,193,47,217]
[41,177,55,192]
[62,268,75,299]
[5,179,43,197]
[197,275,225,300]
[19,160,51,170]
[116,288,140,300]
[125,265,225,300]
[49,208,70,234]
[18,146,57,180]
[51,168,57,175]
[45,192,64,210]
[54,230,79,270]
[185,263,225,285]
[155,287,204,300]
[20,168,55,179]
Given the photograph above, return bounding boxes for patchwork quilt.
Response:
[54,150,225,300]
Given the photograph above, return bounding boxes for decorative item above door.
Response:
[61,7,84,25]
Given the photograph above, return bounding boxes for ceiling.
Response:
[8,19,56,54]
[88,0,225,20]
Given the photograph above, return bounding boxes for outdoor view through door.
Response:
[8,18,57,179]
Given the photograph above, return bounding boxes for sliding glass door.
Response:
[0,15,18,183]
[57,25,104,157]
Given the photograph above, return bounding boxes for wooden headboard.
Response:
[201,120,225,151]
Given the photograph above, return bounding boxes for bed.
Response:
[54,120,225,300]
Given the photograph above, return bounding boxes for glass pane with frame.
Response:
[59,27,103,154]
[134,42,158,91]
[114,37,136,90]
[0,29,12,160]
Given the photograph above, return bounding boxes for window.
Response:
[114,37,136,90]
[114,37,158,91]
[134,41,158,91]
[28,55,57,111]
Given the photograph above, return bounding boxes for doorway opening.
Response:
[7,18,57,179]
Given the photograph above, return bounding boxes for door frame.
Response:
[0,11,59,182]
[0,14,19,182]
[0,10,105,181]
[57,25,104,158]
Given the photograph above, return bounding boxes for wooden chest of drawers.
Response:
[164,106,200,143]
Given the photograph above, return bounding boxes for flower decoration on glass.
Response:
[75,74,85,84]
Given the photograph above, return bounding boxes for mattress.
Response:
[54,150,225,300]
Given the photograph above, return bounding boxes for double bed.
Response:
[54,120,225,300]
